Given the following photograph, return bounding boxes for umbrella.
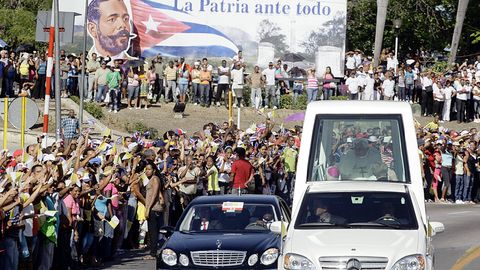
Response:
[123,59,147,68]
[282,52,305,63]
[284,112,305,122]
[0,39,7,48]
[289,66,307,77]
[15,44,35,53]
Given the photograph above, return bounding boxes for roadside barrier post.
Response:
[21,97,26,150]
[228,89,233,127]
[3,98,7,149]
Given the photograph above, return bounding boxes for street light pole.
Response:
[393,19,402,75]
[79,0,88,130]
[394,36,399,74]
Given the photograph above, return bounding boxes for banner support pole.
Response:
[21,97,26,151]
[3,98,7,150]
[228,89,233,127]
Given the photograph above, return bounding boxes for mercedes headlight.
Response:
[391,254,425,270]
[248,254,258,266]
[261,248,279,265]
[179,253,189,266]
[161,249,177,266]
[284,253,316,270]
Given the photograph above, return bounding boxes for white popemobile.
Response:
[270,101,444,270]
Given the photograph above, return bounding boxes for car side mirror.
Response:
[269,221,287,235]
[429,222,444,237]
[160,226,175,238]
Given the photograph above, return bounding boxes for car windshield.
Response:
[178,203,278,233]
[294,192,418,230]
[308,115,409,182]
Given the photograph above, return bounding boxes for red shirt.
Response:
[231,159,253,189]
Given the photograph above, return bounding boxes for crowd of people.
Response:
[0,113,301,269]
[344,50,480,123]
[1,104,479,268]
[0,48,479,122]
[419,118,480,204]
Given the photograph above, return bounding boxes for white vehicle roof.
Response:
[306,181,409,194]
[303,100,413,115]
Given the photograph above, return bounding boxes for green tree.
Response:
[0,0,51,48]
[347,0,457,58]
[0,9,37,46]
[301,15,346,58]
[257,19,289,57]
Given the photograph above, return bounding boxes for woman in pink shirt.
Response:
[306,68,318,104]
[322,66,335,100]
[58,186,81,268]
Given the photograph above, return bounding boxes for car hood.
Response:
[166,231,280,253]
[289,229,420,258]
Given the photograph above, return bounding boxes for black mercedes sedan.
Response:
[157,195,291,269]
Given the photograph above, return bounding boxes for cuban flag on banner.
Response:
[130,0,238,58]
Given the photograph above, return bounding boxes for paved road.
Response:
[101,203,480,270]
[428,203,480,270]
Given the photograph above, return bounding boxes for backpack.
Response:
[19,62,29,76]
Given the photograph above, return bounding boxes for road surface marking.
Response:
[451,246,480,270]
[448,211,472,215]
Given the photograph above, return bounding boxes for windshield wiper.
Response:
[347,222,401,229]
[297,222,351,228]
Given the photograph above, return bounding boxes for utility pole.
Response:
[78,0,89,130]
[54,0,61,141]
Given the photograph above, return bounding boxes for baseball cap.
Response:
[13,149,23,158]
[368,135,378,143]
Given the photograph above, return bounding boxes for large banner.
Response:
[61,0,346,72]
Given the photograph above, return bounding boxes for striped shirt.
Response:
[307,77,318,89]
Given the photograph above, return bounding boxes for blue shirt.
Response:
[441,151,453,167]
[38,61,47,75]
[405,71,414,85]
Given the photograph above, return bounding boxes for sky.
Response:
[59,0,85,24]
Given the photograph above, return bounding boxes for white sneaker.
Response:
[240,104,244,108]
[114,110,118,113]
[273,106,278,109]
[264,105,269,109]
[216,102,220,106]
[128,107,132,110]
[108,109,112,113]
[194,103,198,106]
[145,107,148,110]
[233,104,237,108]
[455,200,463,204]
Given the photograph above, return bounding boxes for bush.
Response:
[69,96,104,119]
[124,122,159,139]
[84,102,104,119]
[279,94,308,110]
[70,96,80,104]
[430,61,449,73]
[243,86,251,107]
[293,94,308,110]
[279,94,293,109]
[330,95,349,101]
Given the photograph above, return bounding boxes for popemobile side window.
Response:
[308,115,410,183]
